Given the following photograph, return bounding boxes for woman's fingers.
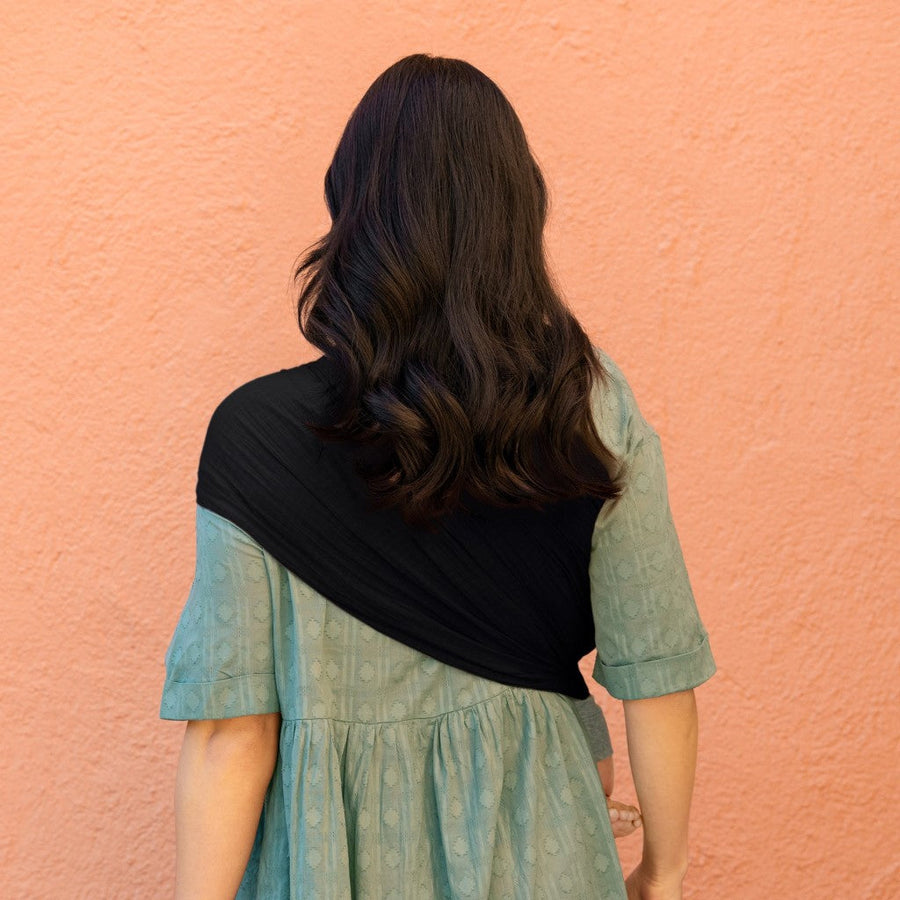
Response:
[607,797,642,839]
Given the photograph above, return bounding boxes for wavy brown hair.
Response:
[294,53,623,531]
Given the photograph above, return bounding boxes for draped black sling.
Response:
[195,354,606,699]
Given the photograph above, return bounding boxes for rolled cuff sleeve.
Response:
[593,632,716,701]
[588,349,716,702]
[159,505,280,721]
[160,673,280,721]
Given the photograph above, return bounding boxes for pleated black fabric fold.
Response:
[195,355,604,699]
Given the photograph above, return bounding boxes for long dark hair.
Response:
[294,53,624,531]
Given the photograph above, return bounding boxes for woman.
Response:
[160,53,715,899]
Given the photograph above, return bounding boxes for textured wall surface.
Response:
[2,2,898,897]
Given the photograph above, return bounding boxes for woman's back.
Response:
[160,348,715,899]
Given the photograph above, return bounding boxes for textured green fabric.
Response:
[159,350,715,898]
[587,352,716,700]
[161,506,628,898]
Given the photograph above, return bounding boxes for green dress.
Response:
[159,350,716,899]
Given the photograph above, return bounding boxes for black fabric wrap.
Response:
[195,355,605,699]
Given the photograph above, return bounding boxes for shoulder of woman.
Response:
[588,345,652,459]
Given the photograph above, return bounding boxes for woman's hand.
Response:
[625,861,685,900]
[596,756,642,838]
[607,796,642,838]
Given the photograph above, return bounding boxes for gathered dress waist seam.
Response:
[280,686,516,726]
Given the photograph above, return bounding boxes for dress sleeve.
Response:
[159,504,280,720]
[587,350,716,701]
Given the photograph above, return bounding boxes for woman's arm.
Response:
[623,689,698,899]
[174,712,281,900]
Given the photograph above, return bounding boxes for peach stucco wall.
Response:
[2,3,897,897]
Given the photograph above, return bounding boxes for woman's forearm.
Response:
[623,689,698,881]
[174,716,280,900]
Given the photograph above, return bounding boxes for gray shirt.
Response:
[568,693,613,761]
